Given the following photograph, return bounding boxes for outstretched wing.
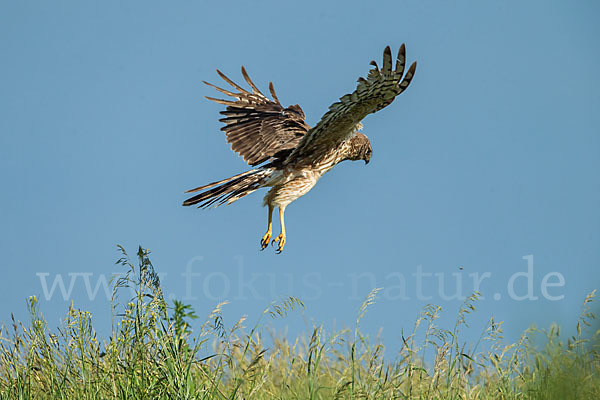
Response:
[204,67,310,166]
[286,45,416,164]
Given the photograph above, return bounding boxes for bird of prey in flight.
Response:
[183,45,417,253]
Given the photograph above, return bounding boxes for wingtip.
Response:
[397,44,406,58]
[216,68,230,81]
[240,66,250,81]
[240,65,265,96]
[268,81,281,104]
[383,46,393,73]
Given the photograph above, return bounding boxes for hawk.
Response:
[183,45,417,253]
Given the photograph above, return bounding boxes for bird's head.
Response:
[347,132,372,165]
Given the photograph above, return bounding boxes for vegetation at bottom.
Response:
[0,246,598,399]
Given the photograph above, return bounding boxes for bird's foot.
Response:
[271,233,286,254]
[260,229,272,250]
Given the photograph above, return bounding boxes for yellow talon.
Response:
[272,233,286,253]
[260,205,287,253]
[261,229,272,250]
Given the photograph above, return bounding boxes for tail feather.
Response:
[182,168,273,208]
[184,170,256,193]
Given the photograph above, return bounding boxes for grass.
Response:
[0,246,598,399]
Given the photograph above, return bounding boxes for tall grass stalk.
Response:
[0,246,598,399]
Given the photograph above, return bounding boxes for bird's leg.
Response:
[272,206,287,253]
[260,205,274,250]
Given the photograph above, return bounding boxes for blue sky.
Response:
[1,1,599,347]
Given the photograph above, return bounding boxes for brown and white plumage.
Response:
[183,45,417,252]
[204,67,309,166]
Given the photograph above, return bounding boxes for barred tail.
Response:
[182,168,273,208]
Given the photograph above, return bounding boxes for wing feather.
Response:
[286,45,417,164]
[268,82,281,105]
[241,66,265,96]
[205,68,310,166]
